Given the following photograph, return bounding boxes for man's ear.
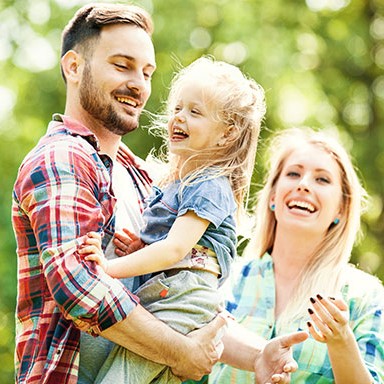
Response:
[61,50,84,83]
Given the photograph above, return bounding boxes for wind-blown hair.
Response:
[245,127,368,326]
[60,3,153,81]
[152,56,266,215]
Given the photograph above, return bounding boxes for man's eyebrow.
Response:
[110,54,156,69]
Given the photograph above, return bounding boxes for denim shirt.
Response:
[140,174,237,285]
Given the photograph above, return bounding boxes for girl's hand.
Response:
[79,231,108,272]
[113,228,145,257]
[307,295,351,346]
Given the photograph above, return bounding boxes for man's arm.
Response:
[101,305,227,381]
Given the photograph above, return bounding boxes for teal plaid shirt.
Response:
[211,253,384,383]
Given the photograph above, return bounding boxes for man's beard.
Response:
[79,64,139,136]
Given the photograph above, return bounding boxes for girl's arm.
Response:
[308,295,376,384]
[81,210,210,278]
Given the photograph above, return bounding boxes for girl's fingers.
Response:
[79,244,101,255]
[85,237,102,248]
[86,231,102,240]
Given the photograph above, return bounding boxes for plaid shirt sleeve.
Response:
[347,269,384,383]
[13,133,138,333]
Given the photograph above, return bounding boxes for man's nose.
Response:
[126,72,146,94]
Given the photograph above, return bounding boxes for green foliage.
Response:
[1,0,383,381]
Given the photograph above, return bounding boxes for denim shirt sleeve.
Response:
[178,176,236,227]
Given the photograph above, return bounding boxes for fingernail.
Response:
[329,296,335,300]
[316,294,323,300]
[307,321,312,327]
[308,308,314,314]
[310,297,316,304]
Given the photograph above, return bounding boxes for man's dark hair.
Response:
[60,3,153,80]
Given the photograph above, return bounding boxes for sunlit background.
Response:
[0,0,383,381]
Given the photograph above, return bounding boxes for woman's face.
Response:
[271,144,343,237]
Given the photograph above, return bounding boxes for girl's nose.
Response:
[175,113,185,123]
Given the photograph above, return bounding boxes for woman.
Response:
[211,127,384,383]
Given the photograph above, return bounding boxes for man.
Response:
[12,3,307,383]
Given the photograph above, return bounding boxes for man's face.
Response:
[79,24,156,136]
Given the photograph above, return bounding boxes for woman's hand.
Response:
[307,295,351,345]
[113,228,146,257]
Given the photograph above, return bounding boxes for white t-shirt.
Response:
[79,161,145,384]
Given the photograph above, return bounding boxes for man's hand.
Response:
[171,313,228,381]
[255,331,308,384]
[113,227,146,257]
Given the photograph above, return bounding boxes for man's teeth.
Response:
[117,97,137,107]
[288,200,315,212]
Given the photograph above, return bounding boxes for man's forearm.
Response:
[100,304,187,367]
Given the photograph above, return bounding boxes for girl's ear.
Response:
[217,124,234,147]
[61,50,84,83]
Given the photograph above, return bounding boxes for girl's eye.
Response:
[144,72,152,80]
[191,108,201,115]
[115,63,128,70]
[287,171,300,177]
[174,105,182,113]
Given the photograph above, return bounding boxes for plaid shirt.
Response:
[12,114,152,384]
[211,253,384,383]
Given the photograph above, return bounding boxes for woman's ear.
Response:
[61,50,84,83]
[269,194,276,211]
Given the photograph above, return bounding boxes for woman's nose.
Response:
[297,176,310,192]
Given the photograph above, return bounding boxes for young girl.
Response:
[80,56,266,384]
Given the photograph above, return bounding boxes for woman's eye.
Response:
[115,63,127,69]
[287,171,300,177]
[191,109,201,115]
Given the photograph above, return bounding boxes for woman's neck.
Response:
[271,228,324,318]
[271,226,323,277]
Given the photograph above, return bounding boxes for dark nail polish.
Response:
[329,296,335,300]
[310,297,316,304]
[307,321,312,327]
[316,294,323,300]
[308,308,314,314]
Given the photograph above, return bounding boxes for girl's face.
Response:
[271,144,343,236]
[167,79,227,161]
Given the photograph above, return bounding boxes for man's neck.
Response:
[64,108,121,160]
[97,131,121,160]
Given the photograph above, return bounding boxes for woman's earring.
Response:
[270,204,276,211]
[333,218,340,225]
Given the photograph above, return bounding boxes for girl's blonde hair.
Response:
[152,56,266,214]
[245,127,368,327]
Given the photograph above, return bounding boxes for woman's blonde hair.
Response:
[245,127,368,326]
[151,56,266,215]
